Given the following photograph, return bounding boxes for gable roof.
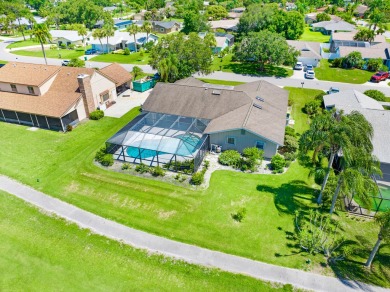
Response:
[153,21,180,29]
[0,63,60,86]
[287,40,322,59]
[98,63,132,86]
[0,65,96,118]
[142,78,289,145]
[354,4,368,15]
[312,20,355,31]
[323,90,384,110]
[50,30,88,42]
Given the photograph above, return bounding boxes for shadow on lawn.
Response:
[257,180,315,215]
[222,62,291,77]
[329,238,390,288]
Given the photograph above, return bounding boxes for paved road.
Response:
[2,36,390,95]
[0,175,387,292]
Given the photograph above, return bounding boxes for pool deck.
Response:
[104,89,152,118]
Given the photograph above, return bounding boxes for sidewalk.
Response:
[0,175,386,292]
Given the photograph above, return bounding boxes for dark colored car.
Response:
[61,60,70,66]
[327,87,340,94]
[85,48,97,55]
[371,71,389,82]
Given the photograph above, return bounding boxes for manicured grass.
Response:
[12,48,86,59]
[0,191,282,291]
[299,27,330,43]
[315,59,373,84]
[0,105,388,287]
[90,52,150,64]
[386,39,390,43]
[7,39,40,49]
[197,78,246,86]
[285,87,324,134]
[0,60,8,64]
[211,54,293,77]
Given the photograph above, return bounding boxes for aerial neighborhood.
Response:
[0,0,390,291]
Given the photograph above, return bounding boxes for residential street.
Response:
[2,36,390,95]
[0,174,388,292]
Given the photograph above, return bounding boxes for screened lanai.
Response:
[106,112,210,172]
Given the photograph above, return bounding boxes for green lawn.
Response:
[7,39,41,49]
[211,54,293,78]
[90,52,150,64]
[0,60,8,64]
[386,39,390,43]
[315,59,373,84]
[285,87,324,134]
[197,78,246,86]
[299,27,330,43]
[0,104,388,286]
[0,191,283,291]
[12,48,86,59]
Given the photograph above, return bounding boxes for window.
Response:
[255,141,265,150]
[101,92,109,102]
[11,84,17,92]
[28,86,35,94]
[227,136,235,145]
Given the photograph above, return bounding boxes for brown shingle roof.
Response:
[0,65,95,117]
[142,78,289,145]
[98,63,132,86]
[0,62,60,86]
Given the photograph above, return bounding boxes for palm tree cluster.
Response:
[299,110,381,214]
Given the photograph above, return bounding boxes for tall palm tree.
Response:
[127,24,140,53]
[73,24,88,48]
[365,210,390,268]
[92,29,104,53]
[102,24,115,53]
[141,21,153,45]
[31,23,52,65]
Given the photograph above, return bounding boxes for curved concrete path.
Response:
[0,175,387,292]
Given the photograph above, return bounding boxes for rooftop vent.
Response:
[212,90,221,95]
[256,96,265,102]
[253,103,262,109]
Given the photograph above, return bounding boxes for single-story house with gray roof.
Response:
[135,20,181,34]
[106,77,289,171]
[312,20,355,35]
[287,40,322,66]
[324,90,390,181]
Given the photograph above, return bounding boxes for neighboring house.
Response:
[135,20,181,34]
[287,41,322,66]
[311,20,355,35]
[285,2,297,11]
[132,10,147,21]
[106,77,289,171]
[228,7,245,19]
[90,31,158,52]
[304,13,341,24]
[209,19,239,32]
[50,30,91,47]
[354,4,368,18]
[329,31,390,68]
[231,7,245,13]
[14,16,46,29]
[323,90,390,181]
[103,6,117,13]
[199,32,234,54]
[0,62,131,131]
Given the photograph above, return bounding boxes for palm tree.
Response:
[141,21,153,45]
[365,210,390,268]
[132,65,143,80]
[92,29,104,53]
[102,24,115,54]
[31,23,52,65]
[127,24,140,53]
[73,24,88,48]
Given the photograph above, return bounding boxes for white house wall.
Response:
[38,73,57,96]
[209,129,279,158]
[0,82,39,95]
[90,72,117,108]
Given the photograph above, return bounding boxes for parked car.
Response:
[294,62,303,70]
[305,70,315,79]
[85,48,97,55]
[304,64,313,72]
[61,60,70,66]
[327,87,340,94]
[370,71,389,82]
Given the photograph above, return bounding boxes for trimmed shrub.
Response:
[124,47,130,55]
[191,171,204,185]
[366,58,384,72]
[364,89,386,102]
[60,43,66,49]
[121,163,131,170]
[95,146,107,162]
[68,43,75,50]
[135,163,149,173]
[231,208,246,222]
[283,152,297,162]
[90,110,104,120]
[218,150,242,167]
[283,135,299,154]
[271,154,286,173]
[100,154,113,166]
[66,124,73,132]
[285,126,296,137]
[150,166,165,177]
[331,58,344,68]
[203,160,210,170]
[243,147,264,171]
[342,51,363,69]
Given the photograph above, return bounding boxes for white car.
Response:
[304,64,313,72]
[294,62,303,70]
[305,70,315,79]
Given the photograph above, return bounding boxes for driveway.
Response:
[104,89,151,118]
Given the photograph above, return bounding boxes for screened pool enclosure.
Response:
[106,112,210,172]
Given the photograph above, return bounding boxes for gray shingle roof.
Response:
[142,78,289,145]
[312,20,355,31]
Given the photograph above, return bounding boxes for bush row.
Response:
[134,163,166,177]
[95,146,113,166]
[218,147,264,172]
[191,160,209,185]
[90,110,104,120]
